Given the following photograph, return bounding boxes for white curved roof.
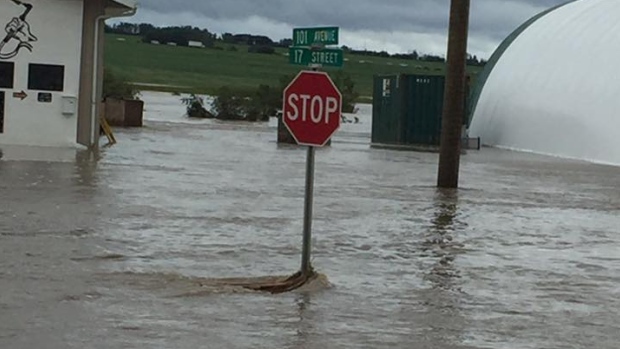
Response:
[469,0,620,166]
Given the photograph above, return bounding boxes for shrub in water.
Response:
[182,94,214,118]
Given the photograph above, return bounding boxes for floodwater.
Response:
[1,91,620,349]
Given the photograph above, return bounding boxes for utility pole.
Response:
[437,0,471,188]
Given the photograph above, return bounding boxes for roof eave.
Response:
[106,0,137,11]
[105,0,137,17]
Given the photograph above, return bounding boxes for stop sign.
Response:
[282,70,342,147]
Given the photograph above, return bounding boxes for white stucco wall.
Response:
[469,0,620,166]
[0,0,84,147]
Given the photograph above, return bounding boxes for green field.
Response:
[104,34,483,101]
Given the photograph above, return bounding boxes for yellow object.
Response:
[100,117,116,145]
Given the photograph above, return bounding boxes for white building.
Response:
[188,40,205,48]
[0,0,137,149]
[468,0,620,165]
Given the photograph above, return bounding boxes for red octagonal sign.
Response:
[283,70,342,147]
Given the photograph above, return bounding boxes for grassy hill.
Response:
[104,34,484,102]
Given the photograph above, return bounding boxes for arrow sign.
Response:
[13,90,28,100]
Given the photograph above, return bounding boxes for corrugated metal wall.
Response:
[402,75,445,146]
[371,75,403,145]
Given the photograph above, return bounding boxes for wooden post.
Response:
[437,0,471,189]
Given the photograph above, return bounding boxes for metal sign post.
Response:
[300,66,321,276]
[300,145,315,275]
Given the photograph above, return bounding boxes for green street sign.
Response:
[289,47,344,67]
[293,27,339,46]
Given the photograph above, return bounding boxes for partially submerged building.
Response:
[0,0,137,148]
[468,0,620,165]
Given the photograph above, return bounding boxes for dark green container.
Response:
[402,75,445,146]
[371,74,469,150]
[371,75,405,145]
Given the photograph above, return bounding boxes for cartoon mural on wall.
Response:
[0,0,37,60]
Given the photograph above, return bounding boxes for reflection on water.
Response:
[73,149,100,188]
[292,294,313,349]
[424,189,463,291]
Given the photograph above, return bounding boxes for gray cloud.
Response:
[125,0,570,57]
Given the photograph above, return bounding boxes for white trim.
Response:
[109,0,137,10]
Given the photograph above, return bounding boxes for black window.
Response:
[28,64,65,92]
[0,62,14,89]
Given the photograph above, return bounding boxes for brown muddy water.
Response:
[1,92,619,349]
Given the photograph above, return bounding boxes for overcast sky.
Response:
[118,0,569,59]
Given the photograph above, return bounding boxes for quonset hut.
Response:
[468,0,620,165]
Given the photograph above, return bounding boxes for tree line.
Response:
[104,22,486,66]
[342,47,486,66]
[106,23,217,47]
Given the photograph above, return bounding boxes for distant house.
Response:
[150,40,160,45]
[188,41,205,48]
[167,42,177,46]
